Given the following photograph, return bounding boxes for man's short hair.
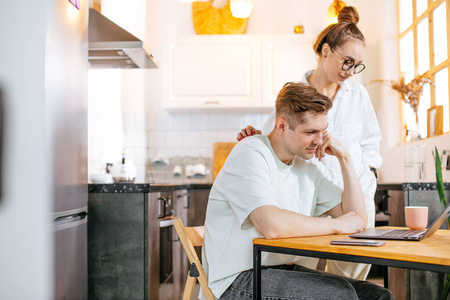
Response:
[275,82,332,129]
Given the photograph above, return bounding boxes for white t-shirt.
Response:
[202,135,342,299]
[262,70,382,214]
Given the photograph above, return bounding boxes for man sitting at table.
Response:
[201,82,393,300]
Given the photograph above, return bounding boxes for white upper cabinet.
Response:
[164,35,261,112]
[261,35,317,108]
[164,34,316,112]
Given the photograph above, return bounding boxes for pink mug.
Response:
[405,206,428,230]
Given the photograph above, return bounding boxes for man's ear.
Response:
[275,117,288,135]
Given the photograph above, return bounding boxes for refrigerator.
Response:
[48,0,89,298]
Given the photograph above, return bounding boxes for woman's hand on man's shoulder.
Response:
[237,125,262,141]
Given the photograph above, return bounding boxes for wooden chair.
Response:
[174,219,216,300]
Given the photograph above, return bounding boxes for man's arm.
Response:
[250,206,365,239]
[316,131,367,225]
[248,131,366,240]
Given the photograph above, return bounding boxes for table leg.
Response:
[384,266,390,289]
[253,244,261,300]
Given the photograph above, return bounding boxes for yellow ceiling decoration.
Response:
[326,0,346,25]
[192,0,248,34]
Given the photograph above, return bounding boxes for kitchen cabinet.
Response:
[164,34,261,111]
[376,183,450,300]
[187,188,210,227]
[164,34,315,112]
[88,186,181,300]
[88,184,211,300]
[185,188,210,264]
[261,35,317,108]
[88,191,158,300]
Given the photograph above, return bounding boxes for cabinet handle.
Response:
[158,197,167,218]
[54,211,87,225]
[381,193,390,216]
[183,193,190,209]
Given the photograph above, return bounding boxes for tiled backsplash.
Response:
[146,112,265,156]
[144,112,268,182]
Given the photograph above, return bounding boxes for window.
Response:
[398,0,450,138]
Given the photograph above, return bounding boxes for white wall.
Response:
[88,70,124,177]
[0,0,88,298]
[88,0,450,183]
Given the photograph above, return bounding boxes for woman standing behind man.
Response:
[237,6,382,280]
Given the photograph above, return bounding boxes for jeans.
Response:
[219,264,394,300]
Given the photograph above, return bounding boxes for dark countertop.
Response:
[88,183,213,193]
[377,182,450,191]
[88,182,449,193]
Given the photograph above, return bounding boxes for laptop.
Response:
[350,202,450,241]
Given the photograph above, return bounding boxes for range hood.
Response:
[88,8,158,69]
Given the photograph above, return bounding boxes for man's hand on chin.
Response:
[315,131,349,161]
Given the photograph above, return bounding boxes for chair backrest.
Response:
[174,219,215,300]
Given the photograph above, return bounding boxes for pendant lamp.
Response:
[326,0,346,25]
[230,0,252,19]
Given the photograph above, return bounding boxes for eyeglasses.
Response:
[330,47,366,74]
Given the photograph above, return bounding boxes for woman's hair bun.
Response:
[337,6,360,25]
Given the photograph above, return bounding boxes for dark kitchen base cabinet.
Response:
[88,192,160,300]
[88,191,181,300]
[88,185,209,300]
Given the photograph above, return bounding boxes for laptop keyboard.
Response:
[383,229,425,237]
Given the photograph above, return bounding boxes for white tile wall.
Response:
[88,70,125,181]
[200,131,221,148]
[145,111,267,160]
[225,113,243,128]
[166,131,184,148]
[173,114,191,131]
[125,129,147,148]
[207,113,227,130]
[190,113,209,130]
[156,110,174,131]
[183,131,201,148]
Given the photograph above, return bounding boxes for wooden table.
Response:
[253,228,450,300]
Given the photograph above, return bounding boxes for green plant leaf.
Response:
[435,147,447,209]
[435,147,449,228]
[435,147,450,300]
